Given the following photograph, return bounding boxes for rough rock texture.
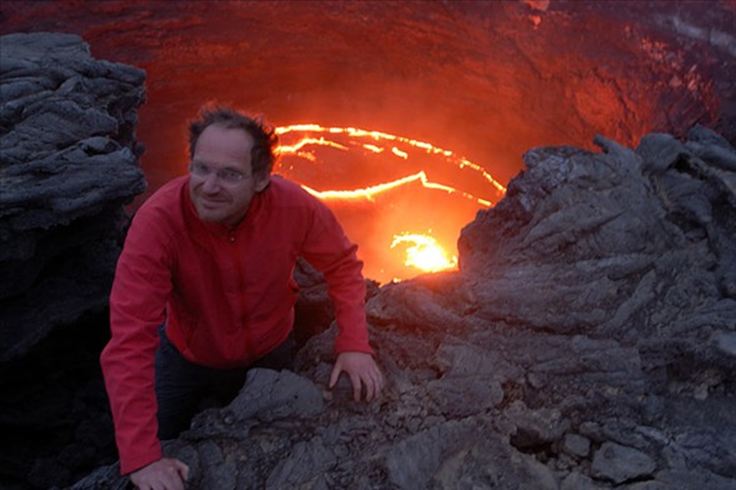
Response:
[0,32,146,361]
[73,128,736,489]
[591,442,656,484]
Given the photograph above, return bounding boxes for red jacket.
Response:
[100,175,371,474]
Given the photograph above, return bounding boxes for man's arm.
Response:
[299,198,384,401]
[100,208,174,475]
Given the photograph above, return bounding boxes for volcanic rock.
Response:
[561,433,591,459]
[591,442,657,484]
[221,368,324,424]
[72,125,736,489]
[561,472,606,490]
[0,32,146,361]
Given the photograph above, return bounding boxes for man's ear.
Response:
[254,174,270,192]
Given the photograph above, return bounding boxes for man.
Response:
[101,106,384,490]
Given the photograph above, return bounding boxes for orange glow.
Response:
[391,232,458,272]
[274,123,505,282]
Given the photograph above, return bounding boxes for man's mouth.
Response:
[201,196,227,204]
[200,198,228,210]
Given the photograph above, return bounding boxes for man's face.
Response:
[188,124,269,227]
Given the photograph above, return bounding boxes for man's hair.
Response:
[188,105,278,179]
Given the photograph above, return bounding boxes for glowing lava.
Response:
[299,171,492,206]
[274,123,505,282]
[276,124,507,195]
[391,232,458,273]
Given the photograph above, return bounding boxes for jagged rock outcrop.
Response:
[0,32,146,361]
[73,127,736,489]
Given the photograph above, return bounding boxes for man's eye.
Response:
[192,162,209,174]
[221,170,243,181]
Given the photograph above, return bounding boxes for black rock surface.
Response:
[0,32,145,489]
[0,32,146,361]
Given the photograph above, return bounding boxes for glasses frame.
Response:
[189,161,251,185]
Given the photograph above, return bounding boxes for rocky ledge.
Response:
[0,32,146,361]
[75,126,736,488]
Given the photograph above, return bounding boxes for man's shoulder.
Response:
[133,176,188,226]
[139,176,187,212]
[268,175,318,207]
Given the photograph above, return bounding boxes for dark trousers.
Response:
[155,328,295,439]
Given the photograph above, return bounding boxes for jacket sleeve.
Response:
[300,198,373,354]
[100,207,173,475]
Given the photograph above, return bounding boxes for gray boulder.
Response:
[0,32,145,361]
[591,442,657,484]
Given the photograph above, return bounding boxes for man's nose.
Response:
[201,172,222,192]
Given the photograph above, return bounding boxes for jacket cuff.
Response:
[334,335,374,355]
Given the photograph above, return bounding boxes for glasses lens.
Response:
[219,169,244,183]
[190,162,208,176]
[190,163,245,184]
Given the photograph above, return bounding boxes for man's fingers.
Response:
[363,374,373,402]
[174,477,185,490]
[175,460,190,481]
[161,461,185,490]
[350,373,362,401]
[373,373,383,396]
[370,364,384,391]
[367,366,383,398]
[173,472,185,490]
[170,466,184,490]
[164,467,184,490]
[364,374,376,402]
[328,362,342,389]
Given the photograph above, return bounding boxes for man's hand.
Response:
[130,457,189,490]
[329,352,384,402]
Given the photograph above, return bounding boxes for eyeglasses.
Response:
[189,162,250,184]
